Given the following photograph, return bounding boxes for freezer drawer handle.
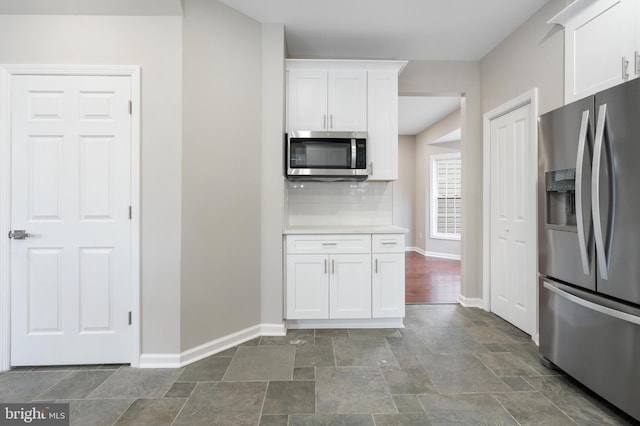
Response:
[575,110,591,275]
[592,103,609,280]
[543,282,640,326]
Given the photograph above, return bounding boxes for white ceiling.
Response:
[218,0,549,132]
[398,96,460,136]
[0,0,550,59]
[219,0,549,60]
[0,0,183,15]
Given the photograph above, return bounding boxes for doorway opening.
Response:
[396,95,462,304]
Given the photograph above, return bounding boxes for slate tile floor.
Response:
[1,305,636,425]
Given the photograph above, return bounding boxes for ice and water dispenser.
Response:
[545,168,576,230]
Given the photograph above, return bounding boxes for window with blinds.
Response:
[431,154,461,239]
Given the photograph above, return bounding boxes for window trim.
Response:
[430,152,461,241]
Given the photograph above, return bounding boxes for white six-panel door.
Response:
[489,103,536,336]
[10,74,132,366]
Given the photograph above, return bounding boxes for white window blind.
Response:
[431,154,461,239]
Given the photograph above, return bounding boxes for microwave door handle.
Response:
[576,110,591,275]
[351,139,356,168]
[592,103,609,280]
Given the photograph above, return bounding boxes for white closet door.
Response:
[10,74,132,366]
[489,103,536,336]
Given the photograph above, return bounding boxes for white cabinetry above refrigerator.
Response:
[550,0,637,103]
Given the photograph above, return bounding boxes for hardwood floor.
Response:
[405,251,461,304]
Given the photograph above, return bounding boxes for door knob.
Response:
[8,230,30,240]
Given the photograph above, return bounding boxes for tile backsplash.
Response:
[285,181,393,227]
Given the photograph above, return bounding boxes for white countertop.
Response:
[283,225,408,235]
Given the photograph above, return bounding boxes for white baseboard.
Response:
[458,295,484,308]
[286,318,404,329]
[261,323,287,336]
[138,353,181,369]
[424,251,461,261]
[407,247,461,261]
[139,322,286,369]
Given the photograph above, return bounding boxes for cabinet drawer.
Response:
[372,234,405,253]
[287,234,371,254]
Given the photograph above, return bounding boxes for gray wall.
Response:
[394,136,416,248]
[480,0,566,115]
[181,0,264,350]
[261,24,286,328]
[0,14,183,355]
[415,109,461,258]
[399,61,482,299]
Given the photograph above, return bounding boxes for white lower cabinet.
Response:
[372,253,405,318]
[286,254,329,319]
[286,253,371,320]
[329,254,371,319]
[372,234,405,318]
[285,233,405,322]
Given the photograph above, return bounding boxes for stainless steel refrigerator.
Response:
[538,77,640,421]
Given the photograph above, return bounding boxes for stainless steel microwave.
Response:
[286,131,368,181]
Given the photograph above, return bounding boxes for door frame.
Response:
[482,88,538,343]
[0,65,141,371]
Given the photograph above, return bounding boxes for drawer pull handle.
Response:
[382,242,396,246]
[322,242,338,246]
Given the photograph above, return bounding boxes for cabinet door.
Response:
[564,0,634,102]
[329,254,372,319]
[372,253,405,318]
[367,71,399,180]
[286,254,329,319]
[288,70,328,131]
[327,71,367,131]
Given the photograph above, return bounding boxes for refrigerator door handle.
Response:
[592,103,609,280]
[543,281,640,326]
[576,110,591,275]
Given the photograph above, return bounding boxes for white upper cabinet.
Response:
[328,71,368,131]
[287,69,367,131]
[287,70,328,131]
[286,60,406,181]
[551,0,636,102]
[367,71,399,181]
